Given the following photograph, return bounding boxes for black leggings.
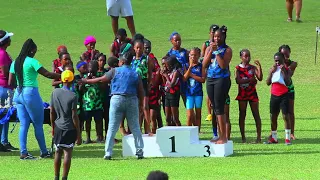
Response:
[206,77,231,115]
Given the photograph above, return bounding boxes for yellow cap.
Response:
[61,70,74,83]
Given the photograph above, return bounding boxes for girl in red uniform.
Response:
[144,39,163,133]
[161,56,181,126]
[235,49,263,143]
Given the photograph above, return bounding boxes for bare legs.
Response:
[286,0,302,22]
[54,148,73,180]
[111,16,136,37]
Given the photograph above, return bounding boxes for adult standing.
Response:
[202,27,232,144]
[106,0,136,37]
[0,30,17,151]
[80,52,144,160]
[9,38,61,160]
[286,0,303,22]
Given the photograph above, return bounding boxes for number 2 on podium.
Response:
[169,136,176,152]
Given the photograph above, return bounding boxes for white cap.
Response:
[0,31,14,43]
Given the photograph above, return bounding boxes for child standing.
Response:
[96,54,109,137]
[162,56,181,126]
[183,48,204,132]
[81,36,100,63]
[235,49,263,143]
[50,70,81,180]
[144,39,163,133]
[52,52,72,88]
[279,45,297,140]
[167,32,188,106]
[82,60,104,143]
[201,24,220,122]
[110,28,132,58]
[266,52,291,145]
[52,45,68,73]
[75,61,88,132]
[131,39,153,134]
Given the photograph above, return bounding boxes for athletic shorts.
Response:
[186,96,203,109]
[288,92,295,100]
[54,126,77,150]
[84,110,103,121]
[270,94,289,115]
[165,93,180,107]
[107,0,133,17]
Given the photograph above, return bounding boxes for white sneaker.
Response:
[211,136,219,141]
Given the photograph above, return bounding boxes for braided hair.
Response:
[15,39,37,89]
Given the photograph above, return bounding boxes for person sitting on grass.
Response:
[79,52,144,160]
[50,70,81,180]
[266,52,292,145]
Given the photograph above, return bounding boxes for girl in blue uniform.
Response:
[202,27,232,144]
[167,32,188,107]
[183,47,204,132]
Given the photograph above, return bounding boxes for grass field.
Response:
[1,0,320,179]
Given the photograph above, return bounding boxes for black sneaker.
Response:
[0,144,11,152]
[20,153,36,160]
[104,156,112,160]
[137,154,144,160]
[3,142,19,150]
[40,151,52,159]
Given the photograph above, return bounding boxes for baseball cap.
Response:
[61,70,74,83]
[0,31,14,43]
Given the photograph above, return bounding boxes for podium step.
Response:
[122,126,233,157]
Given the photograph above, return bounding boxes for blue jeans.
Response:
[0,87,13,144]
[13,87,47,155]
[105,95,143,156]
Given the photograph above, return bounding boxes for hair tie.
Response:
[76,61,87,70]
[169,31,179,41]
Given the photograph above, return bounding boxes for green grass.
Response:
[1,0,320,179]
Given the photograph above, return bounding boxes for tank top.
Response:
[285,59,295,93]
[186,63,203,96]
[165,69,180,95]
[207,44,230,78]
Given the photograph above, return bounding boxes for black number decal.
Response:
[169,136,176,152]
[204,145,211,157]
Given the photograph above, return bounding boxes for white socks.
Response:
[271,131,278,141]
[285,129,291,140]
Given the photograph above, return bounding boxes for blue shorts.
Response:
[186,96,203,110]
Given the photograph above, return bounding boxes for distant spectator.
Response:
[106,0,136,37]
[147,171,169,180]
[286,0,303,22]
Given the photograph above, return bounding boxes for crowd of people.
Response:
[0,25,297,178]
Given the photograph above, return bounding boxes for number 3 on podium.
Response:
[204,145,211,157]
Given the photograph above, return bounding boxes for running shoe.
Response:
[20,153,36,160]
[285,139,292,145]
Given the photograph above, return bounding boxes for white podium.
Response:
[122,126,233,158]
